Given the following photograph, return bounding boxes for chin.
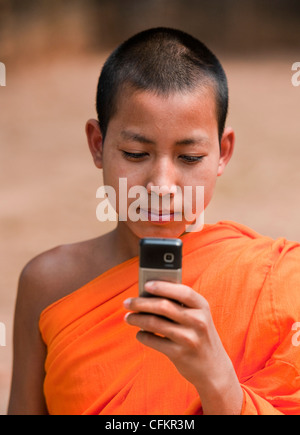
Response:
[127,221,188,240]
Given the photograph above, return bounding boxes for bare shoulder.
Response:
[18,246,68,318]
[9,232,122,414]
[18,236,108,317]
[9,235,114,414]
[9,243,83,415]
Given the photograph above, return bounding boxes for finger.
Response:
[126,311,184,340]
[126,312,203,352]
[125,296,186,325]
[136,330,180,359]
[124,295,210,329]
[144,281,209,310]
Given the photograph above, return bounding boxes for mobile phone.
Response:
[139,238,182,297]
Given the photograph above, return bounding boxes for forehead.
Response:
[111,85,219,136]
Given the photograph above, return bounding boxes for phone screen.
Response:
[139,238,182,297]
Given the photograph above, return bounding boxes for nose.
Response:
[146,157,177,197]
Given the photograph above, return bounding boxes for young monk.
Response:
[8,28,300,415]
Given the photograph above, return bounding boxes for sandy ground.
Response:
[0,53,299,414]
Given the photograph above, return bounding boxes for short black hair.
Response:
[96,27,228,143]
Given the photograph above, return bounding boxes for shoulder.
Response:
[18,246,69,319]
[268,238,300,320]
[215,221,300,254]
[10,243,88,415]
[214,220,272,243]
[17,238,103,319]
[208,221,300,288]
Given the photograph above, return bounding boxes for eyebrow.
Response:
[121,130,156,145]
[175,137,210,146]
[120,130,210,146]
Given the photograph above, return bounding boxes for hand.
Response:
[124,281,243,415]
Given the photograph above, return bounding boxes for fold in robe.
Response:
[39,221,300,415]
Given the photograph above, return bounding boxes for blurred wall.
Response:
[0,0,299,415]
[87,0,300,53]
[1,0,300,64]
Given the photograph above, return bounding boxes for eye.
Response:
[179,155,204,164]
[122,151,149,161]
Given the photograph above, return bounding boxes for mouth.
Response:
[139,208,183,223]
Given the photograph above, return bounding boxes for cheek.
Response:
[185,162,219,209]
[102,149,134,185]
[202,171,219,207]
[102,171,147,218]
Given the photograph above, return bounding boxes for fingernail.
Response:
[124,312,131,322]
[123,298,132,308]
[145,281,155,289]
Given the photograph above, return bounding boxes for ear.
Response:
[217,127,235,177]
[85,119,104,169]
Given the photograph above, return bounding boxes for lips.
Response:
[139,208,182,223]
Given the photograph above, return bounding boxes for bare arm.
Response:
[8,263,49,415]
[8,240,109,415]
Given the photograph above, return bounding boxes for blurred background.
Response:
[0,0,299,414]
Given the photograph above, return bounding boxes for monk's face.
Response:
[89,86,234,239]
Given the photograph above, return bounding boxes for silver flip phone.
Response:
[139,238,182,297]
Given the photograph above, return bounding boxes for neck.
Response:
[111,222,141,261]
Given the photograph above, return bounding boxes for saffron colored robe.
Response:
[39,221,300,415]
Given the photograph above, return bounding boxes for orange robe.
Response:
[39,221,300,415]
